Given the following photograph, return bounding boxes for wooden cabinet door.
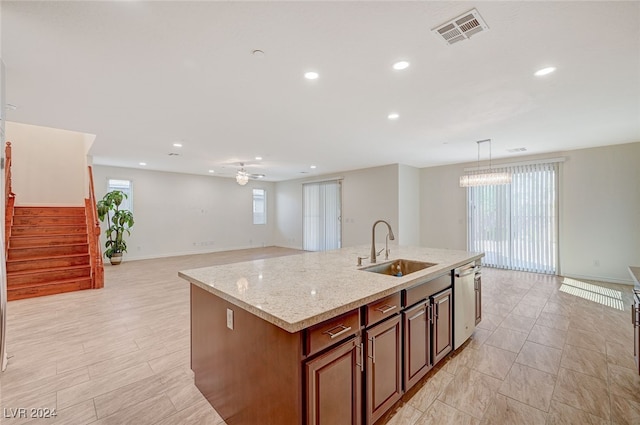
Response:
[475,274,482,325]
[432,289,452,365]
[305,336,362,425]
[366,315,402,425]
[403,301,431,390]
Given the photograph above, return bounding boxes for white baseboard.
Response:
[562,272,633,286]
[107,245,288,263]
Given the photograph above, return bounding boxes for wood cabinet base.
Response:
[191,285,303,425]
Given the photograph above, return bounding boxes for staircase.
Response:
[6,206,93,301]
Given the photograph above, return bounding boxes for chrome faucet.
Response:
[370,220,395,263]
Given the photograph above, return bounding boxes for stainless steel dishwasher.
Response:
[453,261,481,349]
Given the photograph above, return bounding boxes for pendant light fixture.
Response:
[459,139,512,187]
[236,164,249,186]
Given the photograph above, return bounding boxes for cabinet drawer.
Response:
[404,273,451,308]
[365,292,401,327]
[305,309,360,357]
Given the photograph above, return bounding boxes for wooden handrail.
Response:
[5,142,15,256]
[86,166,104,289]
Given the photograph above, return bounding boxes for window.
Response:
[303,180,342,251]
[107,179,133,212]
[467,162,558,274]
[253,188,266,225]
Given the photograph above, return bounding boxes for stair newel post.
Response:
[4,141,15,257]
[87,166,104,289]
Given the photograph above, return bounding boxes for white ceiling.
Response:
[2,1,639,181]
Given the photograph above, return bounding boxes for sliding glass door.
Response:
[303,180,342,251]
[468,162,558,274]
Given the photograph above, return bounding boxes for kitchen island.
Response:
[179,245,483,425]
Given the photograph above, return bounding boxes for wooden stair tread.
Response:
[6,252,91,263]
[10,233,88,238]
[12,225,88,230]
[7,244,90,261]
[9,276,92,288]
[9,234,89,248]
[7,278,93,301]
[7,264,91,277]
[13,206,85,215]
[9,242,89,250]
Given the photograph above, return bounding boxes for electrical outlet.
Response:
[226,308,234,330]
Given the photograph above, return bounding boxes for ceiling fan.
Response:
[236,163,265,186]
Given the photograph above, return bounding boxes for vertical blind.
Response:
[468,162,558,274]
[303,180,342,251]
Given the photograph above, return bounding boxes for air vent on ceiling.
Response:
[507,147,527,153]
[432,9,489,45]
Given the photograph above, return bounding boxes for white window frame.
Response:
[253,188,266,225]
[107,178,133,212]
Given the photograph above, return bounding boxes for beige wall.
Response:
[420,164,468,250]
[93,165,276,261]
[420,141,640,284]
[560,142,640,283]
[398,164,421,246]
[6,122,94,206]
[274,164,400,251]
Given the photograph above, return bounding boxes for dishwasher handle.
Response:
[455,266,480,278]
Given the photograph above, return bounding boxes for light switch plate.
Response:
[226,308,234,330]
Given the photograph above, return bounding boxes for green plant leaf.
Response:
[97,190,134,259]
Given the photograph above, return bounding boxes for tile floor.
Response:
[1,247,638,424]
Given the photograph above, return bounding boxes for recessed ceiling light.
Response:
[388,113,399,120]
[534,66,556,76]
[208,169,215,173]
[139,162,147,166]
[310,165,317,169]
[304,71,319,80]
[393,61,410,70]
[172,143,183,148]
[252,49,265,58]
[255,156,263,161]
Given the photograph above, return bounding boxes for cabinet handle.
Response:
[356,342,364,372]
[428,304,433,324]
[368,337,375,363]
[323,324,352,339]
[375,304,397,314]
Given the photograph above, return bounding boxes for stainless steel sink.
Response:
[360,259,438,277]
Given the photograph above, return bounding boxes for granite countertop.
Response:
[179,245,483,333]
[630,266,640,291]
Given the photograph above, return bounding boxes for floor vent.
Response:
[432,9,489,45]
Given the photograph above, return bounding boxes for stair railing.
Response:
[86,166,104,289]
[4,142,15,257]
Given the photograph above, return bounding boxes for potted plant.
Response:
[97,190,134,265]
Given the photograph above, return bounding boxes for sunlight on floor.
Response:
[559,277,624,310]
